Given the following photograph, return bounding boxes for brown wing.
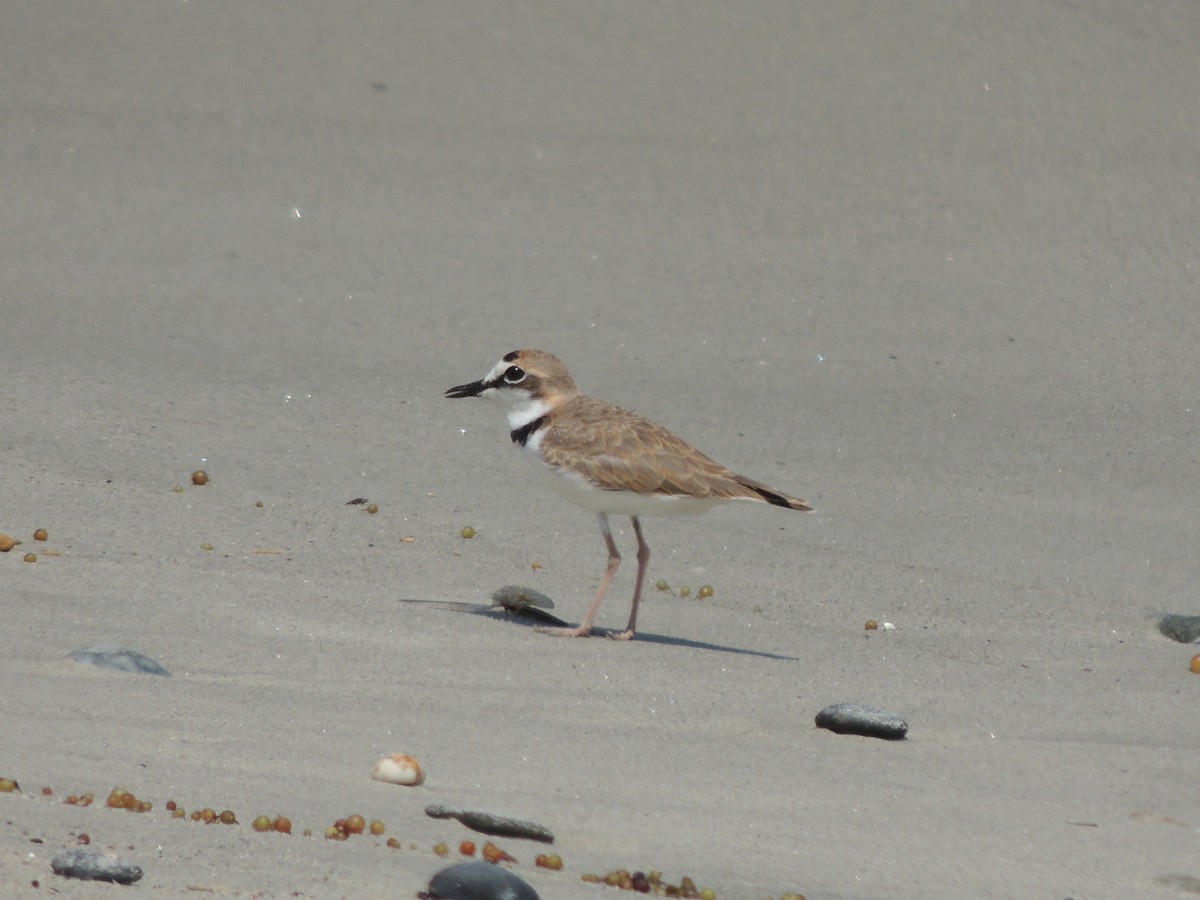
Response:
[541,396,811,510]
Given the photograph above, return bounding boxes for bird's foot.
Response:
[535,624,595,638]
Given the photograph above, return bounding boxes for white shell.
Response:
[371,753,424,786]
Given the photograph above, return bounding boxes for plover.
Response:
[445,350,812,640]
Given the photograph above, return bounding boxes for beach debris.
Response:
[0,778,18,792]
[1158,614,1200,644]
[460,526,476,539]
[815,703,908,740]
[490,585,554,612]
[324,813,371,840]
[582,870,715,896]
[106,787,151,812]
[371,753,424,786]
[34,528,48,541]
[184,806,237,824]
[488,586,570,626]
[534,853,562,870]
[251,814,293,833]
[69,647,171,676]
[0,533,18,552]
[482,841,517,863]
[422,861,539,900]
[191,469,209,485]
[1190,654,1200,674]
[424,804,554,843]
[51,848,143,885]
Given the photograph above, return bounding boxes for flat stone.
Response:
[1158,614,1200,644]
[51,848,143,884]
[69,647,171,676]
[425,804,554,842]
[815,703,908,740]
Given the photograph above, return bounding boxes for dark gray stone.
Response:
[425,804,554,842]
[425,861,539,900]
[1158,614,1200,644]
[815,703,908,740]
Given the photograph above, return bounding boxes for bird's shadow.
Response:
[396,598,800,662]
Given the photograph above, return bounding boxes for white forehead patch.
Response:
[484,358,512,383]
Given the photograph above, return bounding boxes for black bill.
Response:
[444,379,488,399]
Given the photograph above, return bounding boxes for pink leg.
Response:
[538,514,620,638]
[610,517,649,641]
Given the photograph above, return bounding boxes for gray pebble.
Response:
[69,646,170,676]
[424,861,539,900]
[815,703,908,740]
[1158,614,1200,644]
[425,804,554,842]
[51,848,143,884]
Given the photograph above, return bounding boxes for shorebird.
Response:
[445,350,812,639]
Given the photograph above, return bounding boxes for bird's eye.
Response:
[503,366,526,384]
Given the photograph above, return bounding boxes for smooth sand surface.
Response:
[3,3,1199,897]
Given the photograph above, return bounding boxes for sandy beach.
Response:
[3,3,1199,897]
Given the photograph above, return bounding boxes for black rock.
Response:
[815,703,908,740]
[424,861,539,900]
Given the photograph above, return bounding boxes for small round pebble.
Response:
[51,848,143,884]
[192,470,208,485]
[425,861,539,900]
[815,703,908,740]
[33,528,48,541]
[460,526,476,539]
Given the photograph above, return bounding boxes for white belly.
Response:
[522,451,726,517]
